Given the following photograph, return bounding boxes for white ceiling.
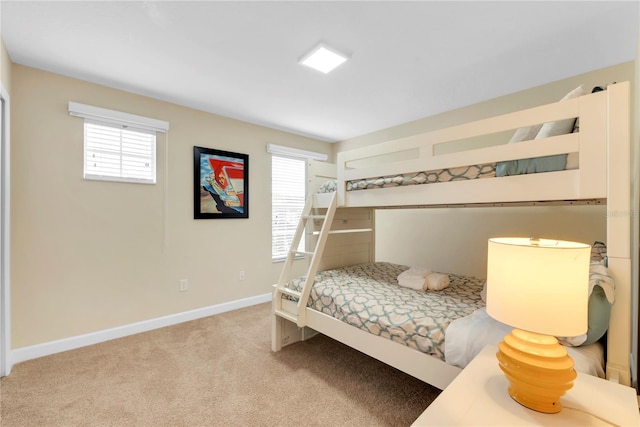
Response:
[1,1,638,143]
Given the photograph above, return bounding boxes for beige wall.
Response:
[338,62,635,278]
[10,65,330,348]
[336,61,635,153]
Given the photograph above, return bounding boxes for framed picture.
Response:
[194,146,249,219]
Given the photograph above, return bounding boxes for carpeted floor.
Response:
[0,302,440,426]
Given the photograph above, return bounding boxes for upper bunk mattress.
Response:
[346,163,496,191]
[317,164,496,193]
[284,262,485,360]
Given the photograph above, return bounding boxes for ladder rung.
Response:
[303,214,325,220]
[277,287,301,298]
[292,250,314,256]
[274,309,298,323]
[313,228,374,235]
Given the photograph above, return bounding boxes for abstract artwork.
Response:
[193,146,249,219]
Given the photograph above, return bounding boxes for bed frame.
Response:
[272,82,633,390]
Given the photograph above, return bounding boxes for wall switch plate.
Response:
[239,271,246,281]
[179,279,188,292]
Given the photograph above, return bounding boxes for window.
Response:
[271,155,306,261]
[268,144,327,263]
[68,102,169,185]
[84,121,156,184]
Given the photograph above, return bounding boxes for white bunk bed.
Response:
[272,82,633,390]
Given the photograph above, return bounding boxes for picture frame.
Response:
[193,146,249,219]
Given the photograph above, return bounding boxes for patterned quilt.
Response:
[316,163,496,193]
[284,262,485,361]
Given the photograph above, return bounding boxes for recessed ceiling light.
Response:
[299,43,349,74]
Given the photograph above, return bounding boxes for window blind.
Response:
[266,143,328,161]
[84,120,156,184]
[69,101,169,133]
[272,156,306,261]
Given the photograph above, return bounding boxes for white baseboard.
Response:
[10,293,272,367]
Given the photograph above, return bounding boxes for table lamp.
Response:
[486,237,590,414]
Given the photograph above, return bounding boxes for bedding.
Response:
[346,163,496,191]
[447,241,612,377]
[444,307,605,378]
[495,84,586,177]
[316,154,576,194]
[283,262,484,360]
[326,140,579,194]
[559,242,614,347]
[495,85,621,177]
[477,242,614,347]
[316,163,496,194]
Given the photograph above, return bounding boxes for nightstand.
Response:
[412,345,640,426]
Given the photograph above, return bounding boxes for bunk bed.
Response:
[271,82,633,390]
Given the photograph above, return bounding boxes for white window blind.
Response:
[266,143,328,161]
[68,102,169,185]
[272,156,306,261]
[84,120,156,184]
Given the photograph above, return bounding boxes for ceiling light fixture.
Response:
[298,43,349,74]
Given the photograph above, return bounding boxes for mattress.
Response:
[283,262,485,360]
[317,164,496,194]
[315,155,577,194]
[347,163,496,191]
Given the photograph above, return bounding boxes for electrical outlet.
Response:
[179,279,188,292]
[239,270,246,281]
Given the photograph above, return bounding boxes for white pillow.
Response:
[508,123,542,143]
[535,84,587,139]
[444,308,605,377]
[445,308,511,369]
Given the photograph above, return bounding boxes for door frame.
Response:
[1,83,11,377]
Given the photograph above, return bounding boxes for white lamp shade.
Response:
[486,237,590,337]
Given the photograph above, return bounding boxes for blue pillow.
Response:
[496,154,567,176]
[583,285,611,346]
[497,85,586,177]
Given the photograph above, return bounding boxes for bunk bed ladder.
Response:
[273,191,338,327]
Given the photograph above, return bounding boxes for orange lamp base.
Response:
[496,329,576,414]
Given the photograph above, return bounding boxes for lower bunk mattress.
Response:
[284,262,484,360]
[282,261,605,377]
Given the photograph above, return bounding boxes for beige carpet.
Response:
[0,302,440,426]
